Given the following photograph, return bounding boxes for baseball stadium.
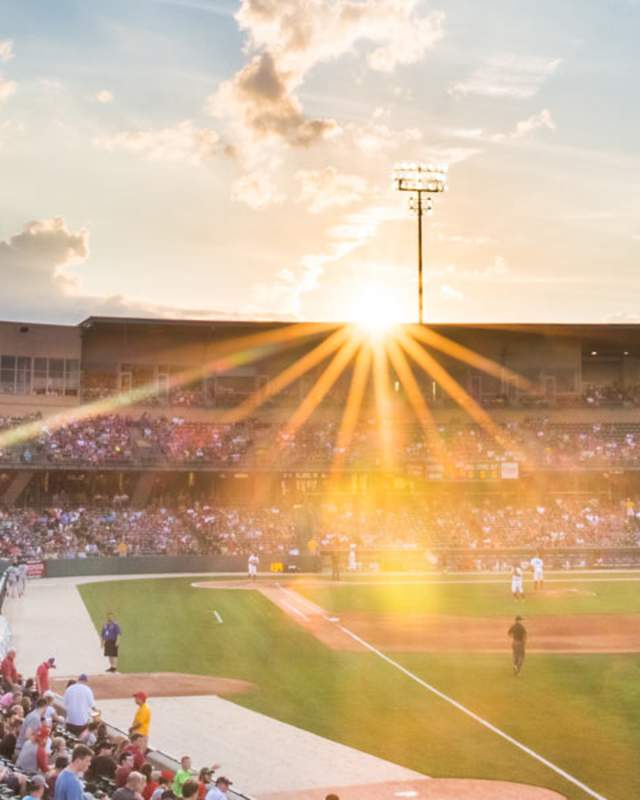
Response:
[1,318,640,800]
[2,2,639,800]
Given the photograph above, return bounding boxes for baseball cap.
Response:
[78,673,88,682]
[215,777,232,786]
[133,691,147,702]
[43,690,55,699]
[29,776,47,788]
[515,615,524,621]
[47,657,56,667]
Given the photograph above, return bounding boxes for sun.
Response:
[349,286,404,339]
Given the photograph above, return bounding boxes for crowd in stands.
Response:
[0,649,236,800]
[4,413,640,470]
[0,497,638,562]
[0,506,296,561]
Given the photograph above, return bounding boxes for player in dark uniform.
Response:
[508,615,527,676]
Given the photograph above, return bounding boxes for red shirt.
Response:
[115,765,133,788]
[143,780,158,800]
[121,744,145,771]
[36,662,51,693]
[0,655,18,685]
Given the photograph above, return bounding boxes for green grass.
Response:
[78,577,640,800]
[293,577,640,617]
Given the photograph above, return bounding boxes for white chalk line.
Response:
[273,585,310,622]
[335,621,608,800]
[212,610,223,624]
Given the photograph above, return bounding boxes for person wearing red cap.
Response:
[35,657,56,694]
[129,693,151,751]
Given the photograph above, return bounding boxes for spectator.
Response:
[121,734,146,770]
[112,771,146,800]
[182,780,199,800]
[63,674,95,736]
[35,657,56,694]
[16,697,48,753]
[172,756,192,798]
[88,741,117,781]
[0,717,21,758]
[150,775,170,800]
[204,777,232,800]
[54,743,93,800]
[1,648,20,691]
[48,756,70,798]
[16,725,49,774]
[115,753,135,788]
[24,775,47,800]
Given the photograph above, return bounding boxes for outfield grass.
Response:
[78,578,639,800]
[293,576,640,616]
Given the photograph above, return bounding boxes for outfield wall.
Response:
[0,554,321,578]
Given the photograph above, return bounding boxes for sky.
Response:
[0,0,639,326]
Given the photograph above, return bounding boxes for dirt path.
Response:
[52,672,254,700]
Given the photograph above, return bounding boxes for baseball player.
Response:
[5,564,19,599]
[17,562,28,597]
[247,553,259,581]
[508,615,527,676]
[530,554,544,591]
[511,563,524,601]
[347,544,358,572]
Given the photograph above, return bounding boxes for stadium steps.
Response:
[1,470,33,506]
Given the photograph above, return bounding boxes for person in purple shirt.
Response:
[54,745,92,800]
[101,611,122,673]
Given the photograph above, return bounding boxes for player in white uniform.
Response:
[17,563,28,597]
[530,555,544,591]
[347,544,358,572]
[247,553,259,581]
[511,564,524,601]
[5,565,19,599]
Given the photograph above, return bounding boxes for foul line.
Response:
[212,610,223,624]
[274,584,310,621]
[335,622,608,800]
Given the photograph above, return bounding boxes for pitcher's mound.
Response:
[52,672,254,700]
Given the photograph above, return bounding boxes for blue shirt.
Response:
[101,621,121,641]
[55,770,84,800]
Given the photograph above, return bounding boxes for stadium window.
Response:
[65,359,80,396]
[16,356,32,395]
[48,358,65,395]
[0,355,16,394]
[33,357,48,394]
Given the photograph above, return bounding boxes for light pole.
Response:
[393,163,448,324]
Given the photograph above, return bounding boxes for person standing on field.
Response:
[101,611,122,673]
[530,554,544,590]
[508,615,527,676]
[247,553,259,581]
[510,563,524,601]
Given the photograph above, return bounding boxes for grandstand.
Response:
[1,317,640,799]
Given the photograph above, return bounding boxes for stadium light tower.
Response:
[393,163,448,324]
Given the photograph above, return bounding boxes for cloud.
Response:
[492,108,556,142]
[0,74,16,104]
[94,120,222,163]
[0,218,281,323]
[96,89,114,104]
[208,0,444,148]
[449,54,562,99]
[232,170,284,208]
[208,51,339,148]
[296,166,366,213]
[449,109,556,145]
[342,118,422,153]
[440,283,464,301]
[0,40,14,63]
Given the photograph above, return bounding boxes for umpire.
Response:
[101,611,122,673]
[508,615,527,676]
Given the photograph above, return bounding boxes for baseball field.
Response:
[78,573,640,800]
